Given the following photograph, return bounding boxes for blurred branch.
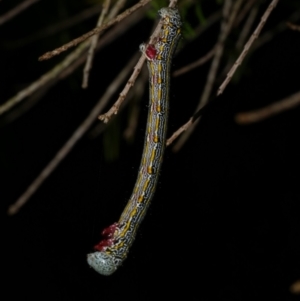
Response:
[0,12,145,126]
[38,0,152,61]
[218,4,259,84]
[7,53,139,216]
[172,0,243,152]
[98,0,178,123]
[173,47,216,77]
[6,3,104,48]
[287,22,300,31]
[0,0,40,26]
[82,0,111,88]
[217,0,280,96]
[167,0,280,150]
[235,90,300,124]
[0,2,146,117]
[290,279,300,295]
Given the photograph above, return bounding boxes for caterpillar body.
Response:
[87,7,182,276]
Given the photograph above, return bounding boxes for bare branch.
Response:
[123,66,148,141]
[0,5,146,117]
[235,90,300,124]
[38,0,152,61]
[7,53,139,216]
[287,22,300,31]
[0,0,40,26]
[250,12,300,54]
[172,0,243,151]
[98,0,178,123]
[82,0,111,89]
[173,47,216,77]
[9,4,104,48]
[217,0,280,96]
[236,5,259,50]
[0,42,89,116]
[218,4,259,84]
[166,118,193,146]
[234,0,257,26]
[290,279,300,295]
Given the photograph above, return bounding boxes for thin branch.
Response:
[0,4,146,117]
[172,0,243,152]
[191,10,222,41]
[38,0,152,61]
[123,66,148,141]
[0,42,89,116]
[290,279,300,295]
[218,4,259,83]
[217,0,280,96]
[251,11,300,51]
[88,61,148,140]
[236,5,259,50]
[82,0,111,89]
[287,22,300,32]
[9,4,104,48]
[234,0,257,26]
[173,47,216,77]
[7,53,139,216]
[98,0,178,123]
[106,0,127,20]
[166,118,193,146]
[98,55,145,123]
[167,0,280,150]
[0,0,40,26]
[235,90,300,124]
[171,10,223,77]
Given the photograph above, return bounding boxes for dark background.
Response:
[1,1,300,300]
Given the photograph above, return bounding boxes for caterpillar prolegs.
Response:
[87,7,182,276]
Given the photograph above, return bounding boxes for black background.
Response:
[1,1,300,300]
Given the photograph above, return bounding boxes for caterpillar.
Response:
[87,7,182,276]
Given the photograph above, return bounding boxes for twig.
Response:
[98,0,178,123]
[171,10,222,76]
[217,0,280,96]
[235,90,300,124]
[218,4,259,83]
[287,22,300,31]
[7,53,139,216]
[9,4,104,48]
[0,4,146,117]
[172,0,243,152]
[88,61,148,140]
[251,11,300,52]
[38,0,152,61]
[82,0,111,88]
[290,279,300,295]
[123,66,148,141]
[236,5,259,50]
[166,118,192,146]
[0,0,40,25]
[106,0,127,20]
[234,0,257,26]
[167,0,280,149]
[0,42,89,116]
[173,47,216,77]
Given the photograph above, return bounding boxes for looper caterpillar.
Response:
[87,7,181,276]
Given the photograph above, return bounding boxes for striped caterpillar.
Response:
[87,7,182,276]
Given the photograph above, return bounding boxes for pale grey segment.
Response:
[87,252,118,276]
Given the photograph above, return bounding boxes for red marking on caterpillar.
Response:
[145,45,157,60]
